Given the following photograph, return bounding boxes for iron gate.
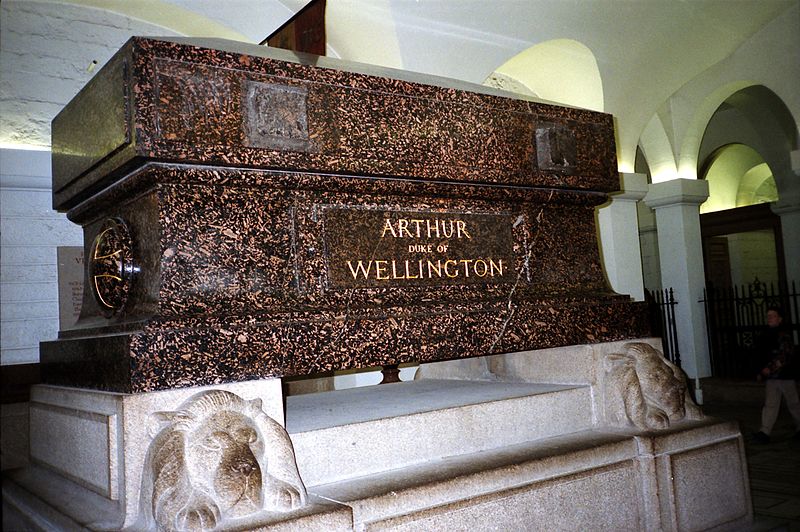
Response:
[701,279,799,379]
[646,288,681,367]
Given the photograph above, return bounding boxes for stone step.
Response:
[2,464,355,532]
[286,379,594,487]
[304,420,748,531]
[308,429,637,531]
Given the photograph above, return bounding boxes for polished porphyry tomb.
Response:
[41,37,648,393]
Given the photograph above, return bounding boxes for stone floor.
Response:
[701,381,800,532]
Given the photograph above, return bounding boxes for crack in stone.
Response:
[487,189,556,354]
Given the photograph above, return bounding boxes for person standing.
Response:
[753,306,800,443]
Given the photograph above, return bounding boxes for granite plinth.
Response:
[287,379,593,486]
[3,348,752,531]
[307,422,751,532]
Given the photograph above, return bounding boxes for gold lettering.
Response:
[474,259,489,277]
[398,219,413,238]
[441,220,454,238]
[381,219,397,238]
[375,260,390,280]
[489,258,504,276]
[405,260,420,279]
[444,259,459,278]
[391,260,405,279]
[426,219,440,238]
[347,260,372,279]
[410,219,425,237]
[459,259,473,277]
[427,259,442,277]
[456,220,471,239]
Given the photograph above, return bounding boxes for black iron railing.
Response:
[647,288,681,367]
[701,279,799,378]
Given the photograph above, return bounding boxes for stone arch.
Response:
[698,85,798,194]
[678,81,798,182]
[638,113,677,183]
[699,143,776,214]
[483,39,603,112]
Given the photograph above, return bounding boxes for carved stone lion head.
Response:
[605,342,703,430]
[137,390,306,531]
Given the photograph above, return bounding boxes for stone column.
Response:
[771,150,800,324]
[597,172,648,301]
[644,179,710,379]
[771,178,800,293]
[637,202,661,291]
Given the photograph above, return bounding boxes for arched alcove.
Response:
[699,85,797,186]
[695,85,796,311]
[699,143,784,291]
[483,39,603,111]
[700,144,776,214]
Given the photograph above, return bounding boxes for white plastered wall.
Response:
[0,1,184,366]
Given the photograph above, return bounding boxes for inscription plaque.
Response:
[323,208,516,288]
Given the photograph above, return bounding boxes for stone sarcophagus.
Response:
[42,37,648,393]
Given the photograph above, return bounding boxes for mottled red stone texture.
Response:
[42,37,648,393]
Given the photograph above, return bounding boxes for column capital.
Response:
[771,196,800,216]
[610,172,649,201]
[643,178,709,210]
[790,148,800,174]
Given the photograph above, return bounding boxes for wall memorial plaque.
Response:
[57,247,84,330]
[41,37,649,393]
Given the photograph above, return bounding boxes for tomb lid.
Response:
[150,37,561,106]
[52,36,619,211]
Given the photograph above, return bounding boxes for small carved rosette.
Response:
[89,218,137,316]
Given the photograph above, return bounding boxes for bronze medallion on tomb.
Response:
[89,218,137,316]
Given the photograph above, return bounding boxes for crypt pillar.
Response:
[597,172,648,301]
[771,155,800,301]
[644,179,710,379]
